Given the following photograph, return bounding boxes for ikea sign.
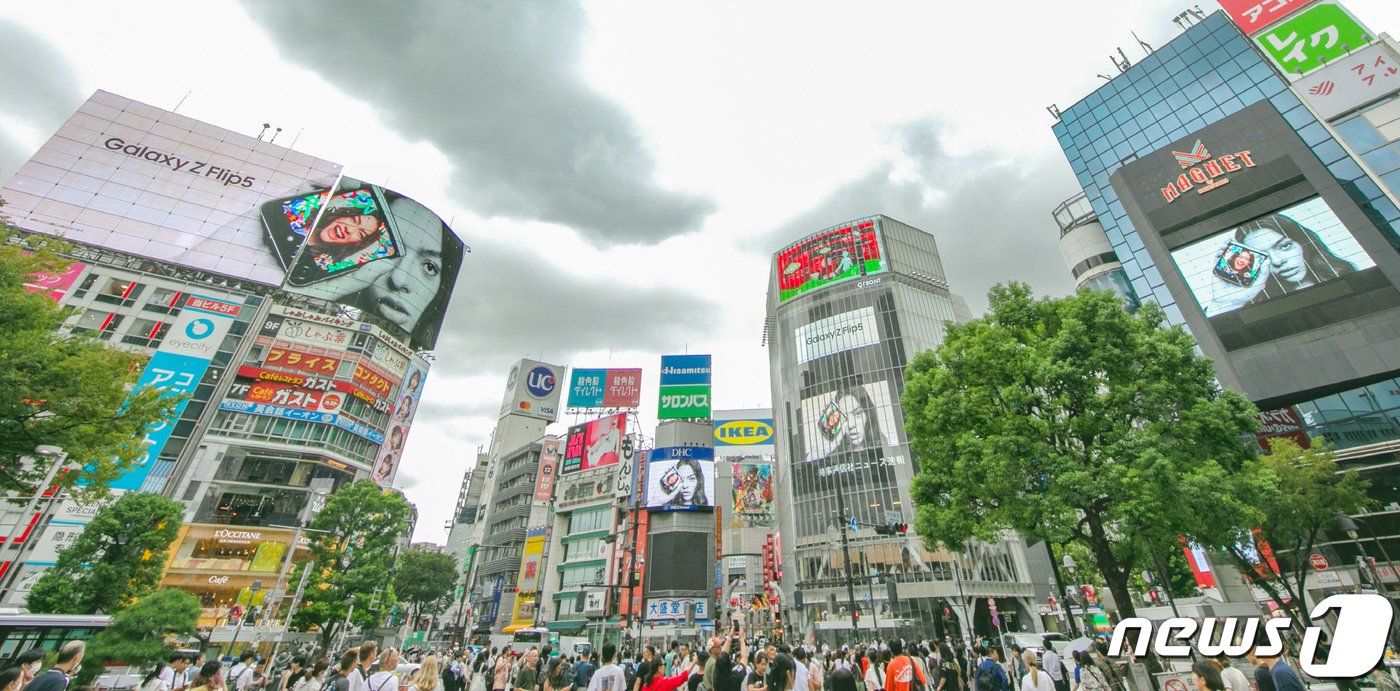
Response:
[715,419,775,446]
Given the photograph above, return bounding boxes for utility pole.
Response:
[832,470,860,634]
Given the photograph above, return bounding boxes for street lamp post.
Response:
[0,446,72,603]
[1047,547,1079,638]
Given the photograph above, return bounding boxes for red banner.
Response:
[352,363,393,396]
[246,381,345,413]
[1218,0,1318,35]
[535,439,560,502]
[265,346,341,375]
[1254,406,1311,451]
[604,369,643,408]
[237,365,386,412]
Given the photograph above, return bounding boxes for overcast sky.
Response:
[3,1,1397,544]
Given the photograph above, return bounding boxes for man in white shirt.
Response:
[366,649,400,691]
[587,644,627,691]
[792,649,810,691]
[1040,644,1065,691]
[228,652,260,691]
[160,654,191,691]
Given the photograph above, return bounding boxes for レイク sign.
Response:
[1159,141,1256,203]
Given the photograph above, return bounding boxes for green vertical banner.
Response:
[1254,2,1373,78]
[658,355,712,420]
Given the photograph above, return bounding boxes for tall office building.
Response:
[766,215,1036,643]
[0,91,467,623]
[1050,7,1400,601]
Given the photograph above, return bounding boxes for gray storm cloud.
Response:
[0,21,85,180]
[237,0,715,246]
[752,120,1081,314]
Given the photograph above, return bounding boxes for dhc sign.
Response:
[715,419,775,446]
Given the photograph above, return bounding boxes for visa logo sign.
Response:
[715,420,774,446]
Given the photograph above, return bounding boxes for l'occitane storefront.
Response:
[161,524,308,627]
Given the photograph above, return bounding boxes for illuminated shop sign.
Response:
[1159,141,1257,203]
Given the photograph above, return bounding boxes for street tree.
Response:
[902,284,1267,622]
[291,480,412,648]
[74,588,200,688]
[394,548,459,629]
[0,228,180,494]
[1219,438,1370,628]
[27,492,184,614]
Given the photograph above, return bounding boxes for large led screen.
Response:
[794,307,880,364]
[645,447,716,510]
[1170,197,1376,317]
[0,91,342,286]
[775,218,884,302]
[648,532,709,592]
[560,413,626,475]
[279,179,466,350]
[798,381,899,464]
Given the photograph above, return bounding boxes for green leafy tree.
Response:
[1216,438,1370,628]
[291,480,412,648]
[28,492,184,614]
[0,227,181,494]
[394,548,459,628]
[902,284,1268,623]
[74,588,200,688]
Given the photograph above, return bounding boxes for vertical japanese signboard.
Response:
[534,438,561,502]
[658,354,712,420]
[1253,2,1373,79]
[112,294,242,491]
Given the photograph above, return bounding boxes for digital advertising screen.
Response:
[798,380,899,464]
[647,532,709,592]
[794,306,880,364]
[775,217,884,302]
[1169,197,1376,318]
[732,461,776,528]
[372,357,428,487]
[559,413,626,475]
[279,178,467,351]
[0,91,343,286]
[645,446,716,510]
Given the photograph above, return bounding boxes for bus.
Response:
[509,628,557,653]
[0,612,111,666]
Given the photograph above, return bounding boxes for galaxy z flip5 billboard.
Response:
[1110,99,1400,405]
[0,91,466,351]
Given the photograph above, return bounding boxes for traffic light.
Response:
[874,523,908,535]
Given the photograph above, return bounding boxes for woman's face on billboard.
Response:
[837,394,867,445]
[359,197,444,329]
[678,463,699,502]
[1243,227,1308,286]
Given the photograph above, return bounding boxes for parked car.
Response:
[1003,631,1072,654]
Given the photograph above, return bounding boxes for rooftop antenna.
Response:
[289,128,304,149]
[1134,31,1153,54]
[268,127,284,145]
[256,123,271,141]
[172,90,193,113]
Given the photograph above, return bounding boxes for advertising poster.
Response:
[1253,2,1373,79]
[794,307,880,364]
[568,368,607,408]
[1218,0,1319,35]
[1293,37,1400,119]
[559,413,625,475]
[798,381,899,464]
[278,178,467,350]
[371,357,428,486]
[1254,406,1313,451]
[732,461,776,528]
[0,91,343,286]
[1169,197,1376,317]
[510,529,547,628]
[23,260,86,303]
[605,369,643,408]
[659,354,712,420]
[645,446,716,510]
[534,438,561,502]
[498,359,564,422]
[775,218,884,302]
[714,417,775,450]
[111,293,242,491]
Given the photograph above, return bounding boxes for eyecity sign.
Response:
[1109,594,1391,678]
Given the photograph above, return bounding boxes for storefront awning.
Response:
[547,620,588,633]
[501,623,532,633]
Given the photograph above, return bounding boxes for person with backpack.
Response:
[881,641,926,691]
[972,648,1007,691]
[323,650,358,691]
[934,646,962,691]
[366,650,401,691]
